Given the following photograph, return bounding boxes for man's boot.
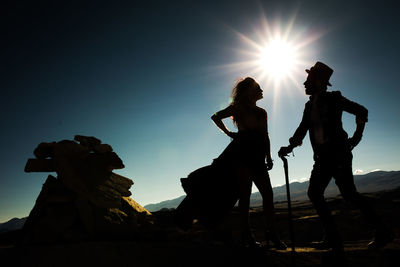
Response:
[312,223,343,251]
[265,230,287,250]
[240,229,261,248]
[368,226,393,249]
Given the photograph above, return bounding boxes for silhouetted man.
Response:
[279,61,392,253]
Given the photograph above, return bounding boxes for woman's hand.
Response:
[211,105,236,138]
[266,157,273,170]
[348,135,362,150]
[227,131,238,139]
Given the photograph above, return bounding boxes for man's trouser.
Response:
[307,144,381,247]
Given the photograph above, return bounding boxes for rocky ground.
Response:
[1,188,399,267]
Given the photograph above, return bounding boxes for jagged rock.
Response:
[121,197,152,226]
[24,159,55,172]
[89,173,134,209]
[105,173,133,196]
[87,151,125,170]
[23,135,152,244]
[74,135,101,149]
[93,143,113,153]
[33,142,56,159]
[22,175,85,244]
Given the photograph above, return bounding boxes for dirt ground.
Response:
[1,188,399,267]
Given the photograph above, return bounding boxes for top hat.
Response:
[306,61,333,86]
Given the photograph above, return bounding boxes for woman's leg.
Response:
[238,167,253,233]
[253,171,287,249]
[253,171,275,229]
[237,167,258,246]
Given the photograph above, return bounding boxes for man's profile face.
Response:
[304,75,316,95]
[304,73,322,95]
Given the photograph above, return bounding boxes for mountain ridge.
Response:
[144,170,400,212]
[0,217,27,233]
[1,171,399,228]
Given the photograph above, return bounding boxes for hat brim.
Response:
[305,69,332,86]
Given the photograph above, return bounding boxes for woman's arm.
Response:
[264,110,273,169]
[211,105,237,138]
[265,132,274,170]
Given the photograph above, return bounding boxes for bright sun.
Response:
[259,38,296,80]
[218,14,323,92]
[214,14,324,117]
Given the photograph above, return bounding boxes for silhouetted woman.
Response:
[211,77,286,248]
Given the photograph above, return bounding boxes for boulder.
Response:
[74,135,101,149]
[24,159,55,172]
[23,135,152,244]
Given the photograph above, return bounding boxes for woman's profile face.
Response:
[251,83,263,101]
[233,77,263,105]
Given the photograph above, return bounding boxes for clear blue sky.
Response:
[1,0,399,222]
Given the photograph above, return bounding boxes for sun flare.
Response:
[259,38,296,80]
[217,14,324,94]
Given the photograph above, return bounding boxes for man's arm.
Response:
[348,119,366,150]
[339,93,368,123]
[279,104,309,157]
[289,117,308,148]
[339,92,368,149]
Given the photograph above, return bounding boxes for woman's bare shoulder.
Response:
[256,106,267,114]
[213,104,237,119]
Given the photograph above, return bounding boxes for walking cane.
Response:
[280,155,296,265]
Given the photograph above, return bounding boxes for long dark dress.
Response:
[175,131,268,229]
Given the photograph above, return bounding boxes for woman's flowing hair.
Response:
[230,77,259,126]
[231,77,258,106]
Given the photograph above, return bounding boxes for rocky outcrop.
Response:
[23,135,152,244]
